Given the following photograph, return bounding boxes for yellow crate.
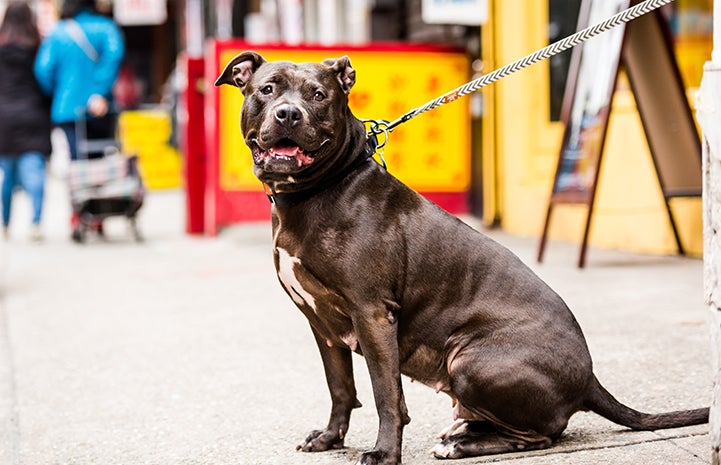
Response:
[118,109,182,190]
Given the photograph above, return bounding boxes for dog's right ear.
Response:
[215,51,266,92]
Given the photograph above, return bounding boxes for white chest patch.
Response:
[276,247,317,311]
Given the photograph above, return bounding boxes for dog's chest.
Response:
[275,247,319,311]
[273,244,358,350]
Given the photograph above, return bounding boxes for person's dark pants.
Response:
[59,114,115,161]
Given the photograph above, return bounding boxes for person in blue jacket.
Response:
[34,0,124,161]
[34,0,124,237]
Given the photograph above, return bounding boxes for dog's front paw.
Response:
[356,449,399,465]
[297,428,345,452]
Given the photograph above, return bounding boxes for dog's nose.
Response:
[274,104,302,127]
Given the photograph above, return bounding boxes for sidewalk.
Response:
[0,175,711,464]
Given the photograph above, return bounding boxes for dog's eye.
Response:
[313,91,326,102]
[260,85,273,95]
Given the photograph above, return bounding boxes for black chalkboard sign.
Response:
[537,0,702,267]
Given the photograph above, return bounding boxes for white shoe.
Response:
[2,226,8,240]
[30,225,43,242]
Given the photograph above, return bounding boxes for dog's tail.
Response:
[584,375,708,430]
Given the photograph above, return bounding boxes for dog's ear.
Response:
[322,56,356,95]
[215,51,266,91]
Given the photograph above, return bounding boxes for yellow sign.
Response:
[217,47,471,193]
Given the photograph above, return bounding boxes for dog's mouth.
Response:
[251,138,316,167]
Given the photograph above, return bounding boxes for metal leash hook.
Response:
[362,119,390,169]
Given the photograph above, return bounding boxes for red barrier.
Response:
[182,55,206,234]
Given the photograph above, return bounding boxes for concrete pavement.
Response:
[0,174,712,464]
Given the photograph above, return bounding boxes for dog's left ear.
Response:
[215,51,267,92]
[322,56,356,95]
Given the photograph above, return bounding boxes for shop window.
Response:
[548,0,581,121]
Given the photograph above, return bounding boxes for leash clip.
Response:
[363,119,390,170]
[362,119,390,150]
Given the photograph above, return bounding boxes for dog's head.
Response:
[216,51,364,190]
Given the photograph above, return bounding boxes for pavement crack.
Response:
[662,432,710,462]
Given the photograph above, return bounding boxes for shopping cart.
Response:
[67,113,144,243]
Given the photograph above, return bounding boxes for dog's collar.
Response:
[262,135,378,206]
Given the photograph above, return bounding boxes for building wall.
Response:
[481,0,703,257]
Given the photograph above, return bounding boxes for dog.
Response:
[215,52,708,465]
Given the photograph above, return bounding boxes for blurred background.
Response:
[0,0,714,258]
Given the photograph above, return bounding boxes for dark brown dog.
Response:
[215,52,708,465]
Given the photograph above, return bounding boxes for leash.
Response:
[364,0,676,147]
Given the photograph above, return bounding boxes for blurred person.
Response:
[113,63,144,110]
[34,0,124,235]
[0,0,52,241]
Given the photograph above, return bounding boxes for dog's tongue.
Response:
[269,143,314,166]
[270,144,302,158]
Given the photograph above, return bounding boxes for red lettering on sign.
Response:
[427,76,440,94]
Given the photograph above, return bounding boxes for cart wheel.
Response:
[129,218,143,243]
[71,224,86,243]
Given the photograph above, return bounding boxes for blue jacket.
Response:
[34,10,124,124]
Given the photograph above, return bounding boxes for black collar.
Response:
[263,135,378,206]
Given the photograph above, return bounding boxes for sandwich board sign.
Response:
[537,0,702,267]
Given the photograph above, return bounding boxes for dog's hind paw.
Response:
[430,426,553,459]
[429,443,455,459]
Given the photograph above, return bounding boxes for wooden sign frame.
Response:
[537,0,702,267]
